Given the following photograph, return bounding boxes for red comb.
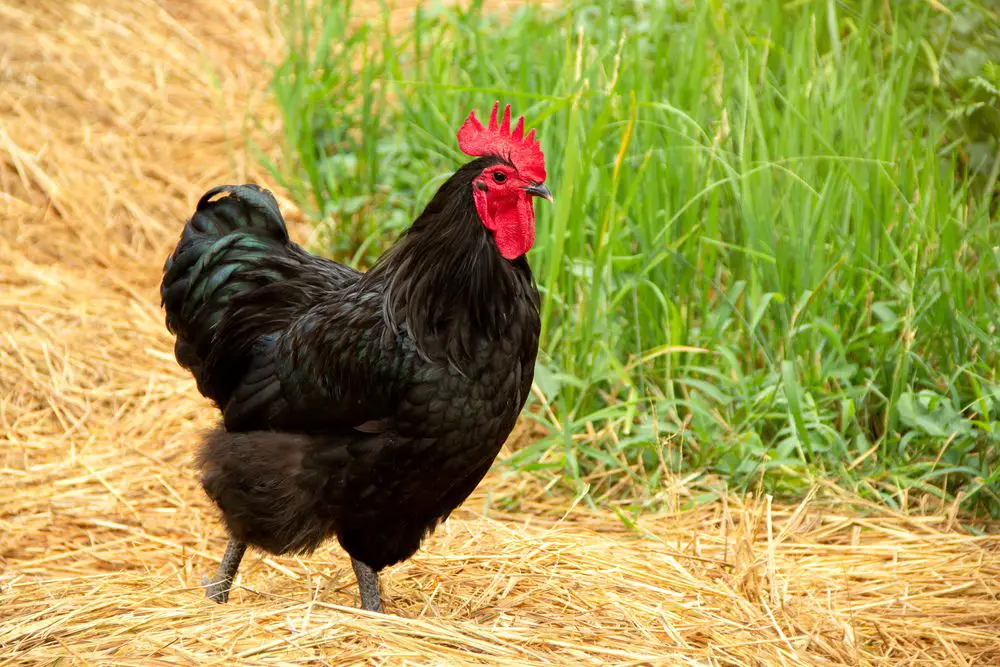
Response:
[456,101,546,183]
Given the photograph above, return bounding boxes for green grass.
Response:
[265,0,1000,518]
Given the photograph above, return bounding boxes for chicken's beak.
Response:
[523,183,553,202]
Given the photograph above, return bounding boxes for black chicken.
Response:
[160,103,551,612]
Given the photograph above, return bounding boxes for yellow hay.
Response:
[1,2,998,665]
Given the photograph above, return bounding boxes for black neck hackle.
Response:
[362,156,535,366]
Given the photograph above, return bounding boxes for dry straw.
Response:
[1,1,998,665]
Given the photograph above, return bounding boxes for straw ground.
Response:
[1,1,998,665]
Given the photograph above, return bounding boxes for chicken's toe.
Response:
[202,574,232,604]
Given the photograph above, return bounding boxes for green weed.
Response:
[268,0,1000,517]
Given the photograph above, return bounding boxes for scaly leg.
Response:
[202,539,247,603]
[351,557,383,612]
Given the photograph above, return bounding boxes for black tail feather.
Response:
[160,185,293,403]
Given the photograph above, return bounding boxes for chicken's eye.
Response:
[492,171,507,184]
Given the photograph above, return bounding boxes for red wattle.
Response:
[473,190,535,259]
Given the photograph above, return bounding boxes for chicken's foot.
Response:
[202,539,246,603]
[351,558,383,612]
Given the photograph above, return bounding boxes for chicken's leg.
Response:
[351,558,383,612]
[202,539,246,603]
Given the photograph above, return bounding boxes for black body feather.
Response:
[161,158,540,571]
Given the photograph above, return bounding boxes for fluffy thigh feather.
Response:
[197,428,341,554]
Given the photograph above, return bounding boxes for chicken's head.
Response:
[457,102,551,260]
